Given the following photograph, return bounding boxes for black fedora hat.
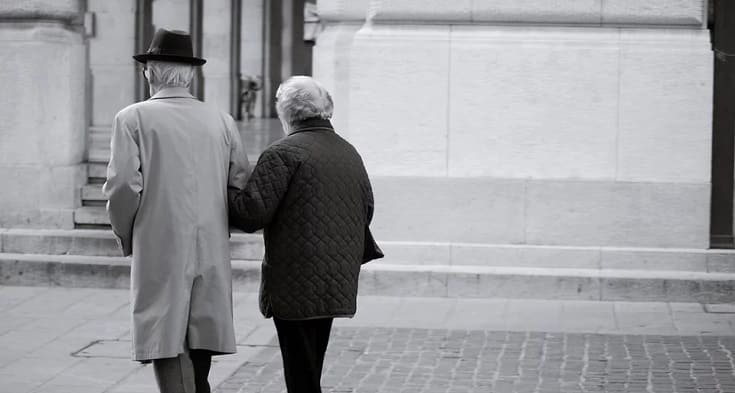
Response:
[133,29,206,66]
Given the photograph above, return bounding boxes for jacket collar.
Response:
[288,118,334,135]
[149,87,195,100]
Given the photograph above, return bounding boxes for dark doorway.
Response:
[134,0,153,102]
[262,0,314,118]
[709,0,735,248]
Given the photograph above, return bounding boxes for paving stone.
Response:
[2,286,734,393]
[215,327,735,393]
[0,285,49,311]
[705,303,735,313]
[4,287,94,316]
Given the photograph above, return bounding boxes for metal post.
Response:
[190,0,204,100]
[230,0,242,119]
[135,0,153,101]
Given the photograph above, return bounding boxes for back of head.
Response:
[147,60,194,89]
[276,76,334,130]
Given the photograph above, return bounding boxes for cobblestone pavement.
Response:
[216,327,735,393]
[1,286,734,393]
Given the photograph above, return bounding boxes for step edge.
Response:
[5,229,731,254]
[0,253,130,265]
[362,263,735,280]
[2,228,262,241]
[2,253,732,281]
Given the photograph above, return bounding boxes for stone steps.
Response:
[0,228,264,260]
[78,118,278,227]
[76,162,109,228]
[1,251,733,303]
[87,162,107,182]
[76,160,259,227]
[82,184,104,201]
[0,253,262,291]
[74,206,110,227]
[1,228,734,303]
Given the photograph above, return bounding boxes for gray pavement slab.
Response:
[0,285,733,393]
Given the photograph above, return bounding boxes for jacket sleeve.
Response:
[226,116,249,189]
[364,178,374,225]
[102,111,143,256]
[228,146,296,233]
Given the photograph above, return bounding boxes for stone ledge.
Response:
[0,0,82,22]
[362,263,735,280]
[381,242,735,273]
[3,253,731,302]
[366,0,705,27]
[4,228,733,272]
[360,263,735,303]
[0,228,265,260]
[318,0,370,22]
[602,0,705,26]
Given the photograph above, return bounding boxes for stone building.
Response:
[1,0,734,301]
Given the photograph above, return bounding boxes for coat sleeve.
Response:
[226,116,249,189]
[102,111,143,256]
[364,177,374,225]
[228,146,296,233]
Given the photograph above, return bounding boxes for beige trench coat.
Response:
[103,87,249,361]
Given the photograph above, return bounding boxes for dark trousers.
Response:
[273,317,334,393]
[152,349,212,393]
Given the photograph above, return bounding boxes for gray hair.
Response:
[275,76,334,126]
[146,60,194,88]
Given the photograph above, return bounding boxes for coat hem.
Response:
[265,312,355,321]
[132,347,236,362]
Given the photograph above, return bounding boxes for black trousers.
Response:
[152,349,212,393]
[273,317,334,393]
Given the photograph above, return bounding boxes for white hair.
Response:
[275,76,334,126]
[146,60,194,88]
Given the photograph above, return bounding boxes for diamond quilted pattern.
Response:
[229,119,374,320]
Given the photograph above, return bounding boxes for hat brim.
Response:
[133,53,206,66]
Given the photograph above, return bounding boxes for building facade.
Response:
[315,0,723,261]
[0,0,311,227]
[1,1,733,272]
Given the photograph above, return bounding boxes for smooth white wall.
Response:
[313,0,713,248]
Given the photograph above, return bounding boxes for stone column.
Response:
[203,0,232,114]
[0,1,87,228]
[87,0,137,162]
[313,0,369,135]
[321,0,713,249]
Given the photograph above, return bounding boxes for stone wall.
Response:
[0,0,87,228]
[87,0,137,162]
[314,0,713,248]
[313,0,369,135]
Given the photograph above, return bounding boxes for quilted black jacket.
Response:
[228,118,374,320]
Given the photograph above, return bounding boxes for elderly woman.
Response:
[228,76,378,393]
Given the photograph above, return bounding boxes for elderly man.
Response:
[103,29,249,393]
[228,76,380,392]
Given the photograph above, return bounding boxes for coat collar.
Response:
[288,118,335,135]
[149,87,196,100]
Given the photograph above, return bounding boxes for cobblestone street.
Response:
[217,327,735,393]
[2,286,734,393]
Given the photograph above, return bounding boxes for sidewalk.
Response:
[0,285,733,393]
